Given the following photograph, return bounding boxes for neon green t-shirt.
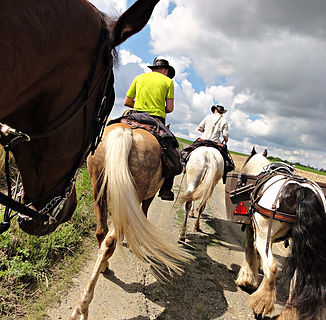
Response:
[126,71,174,119]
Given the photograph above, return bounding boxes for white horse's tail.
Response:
[182,151,219,206]
[99,126,190,276]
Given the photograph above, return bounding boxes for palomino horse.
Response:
[0,0,160,236]
[236,147,326,319]
[179,146,224,241]
[70,123,190,319]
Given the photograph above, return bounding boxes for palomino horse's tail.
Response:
[99,126,190,277]
[283,187,326,319]
[181,152,219,207]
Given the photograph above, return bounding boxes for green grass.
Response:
[176,137,193,146]
[176,209,185,225]
[0,163,96,319]
[294,165,326,176]
[267,156,326,176]
[229,150,248,157]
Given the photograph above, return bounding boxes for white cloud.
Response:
[146,0,326,169]
[89,0,127,15]
[107,0,326,169]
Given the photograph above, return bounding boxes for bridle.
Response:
[0,13,113,233]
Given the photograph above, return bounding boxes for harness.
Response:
[249,162,324,255]
[0,13,113,233]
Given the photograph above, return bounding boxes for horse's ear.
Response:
[263,149,268,157]
[251,147,256,155]
[112,0,160,47]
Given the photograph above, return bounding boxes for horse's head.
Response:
[242,147,270,175]
[0,0,160,236]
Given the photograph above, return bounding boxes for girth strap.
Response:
[265,177,290,256]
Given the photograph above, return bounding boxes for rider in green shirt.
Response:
[124,58,175,124]
[124,58,176,200]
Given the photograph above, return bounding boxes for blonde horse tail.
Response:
[99,126,190,277]
[182,153,218,206]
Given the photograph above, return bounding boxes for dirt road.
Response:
[47,162,291,320]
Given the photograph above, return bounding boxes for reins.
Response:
[0,13,113,233]
[169,171,186,215]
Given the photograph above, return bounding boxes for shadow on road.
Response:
[101,206,289,320]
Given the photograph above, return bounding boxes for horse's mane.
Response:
[100,11,119,67]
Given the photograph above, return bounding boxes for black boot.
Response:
[158,176,175,201]
[158,189,174,201]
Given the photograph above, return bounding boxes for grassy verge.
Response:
[0,163,96,319]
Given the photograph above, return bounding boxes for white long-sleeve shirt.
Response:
[197,113,229,143]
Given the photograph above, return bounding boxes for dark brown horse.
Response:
[0,0,160,236]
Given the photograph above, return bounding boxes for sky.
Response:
[90,0,326,170]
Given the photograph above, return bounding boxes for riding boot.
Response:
[158,176,175,201]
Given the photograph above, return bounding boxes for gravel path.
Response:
[47,168,290,320]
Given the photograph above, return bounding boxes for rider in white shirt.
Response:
[197,105,229,144]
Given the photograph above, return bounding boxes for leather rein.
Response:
[0,13,113,233]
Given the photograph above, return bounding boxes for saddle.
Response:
[180,138,235,183]
[107,112,183,178]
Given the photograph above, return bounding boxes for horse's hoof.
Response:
[101,266,112,275]
[179,235,186,242]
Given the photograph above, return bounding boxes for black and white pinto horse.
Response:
[236,148,326,320]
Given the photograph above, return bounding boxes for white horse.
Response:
[236,147,326,320]
[179,146,224,241]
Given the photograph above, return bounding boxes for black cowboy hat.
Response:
[211,104,227,114]
[148,57,175,79]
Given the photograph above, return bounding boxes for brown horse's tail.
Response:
[99,125,191,277]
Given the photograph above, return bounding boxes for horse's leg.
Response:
[248,226,277,318]
[179,201,192,241]
[189,202,195,218]
[194,202,206,232]
[70,227,116,320]
[276,271,299,320]
[90,182,111,272]
[236,224,259,290]
[141,196,155,218]
[274,308,298,320]
[94,196,108,247]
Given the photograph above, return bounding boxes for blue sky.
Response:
[91,0,326,170]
